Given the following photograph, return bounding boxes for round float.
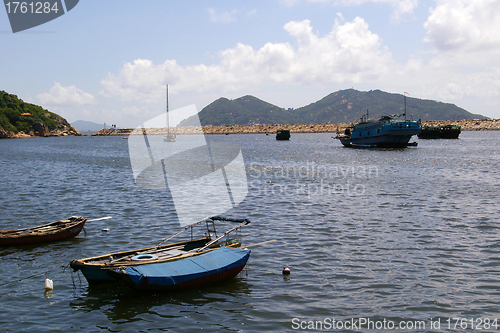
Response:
[131,254,158,261]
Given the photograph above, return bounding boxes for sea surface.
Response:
[1,131,500,332]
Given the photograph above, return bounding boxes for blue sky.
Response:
[1,0,499,127]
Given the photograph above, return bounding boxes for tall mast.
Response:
[166,84,170,131]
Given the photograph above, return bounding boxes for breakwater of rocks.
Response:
[91,118,500,136]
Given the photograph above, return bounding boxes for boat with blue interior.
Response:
[69,216,250,287]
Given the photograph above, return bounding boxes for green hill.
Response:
[295,89,485,123]
[179,95,298,126]
[179,89,486,126]
[0,91,79,138]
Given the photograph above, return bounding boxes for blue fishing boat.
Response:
[108,246,250,291]
[337,94,421,148]
[336,113,421,148]
[70,216,250,286]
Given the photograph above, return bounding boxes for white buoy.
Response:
[44,278,53,290]
[102,228,110,232]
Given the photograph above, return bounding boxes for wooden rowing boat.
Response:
[108,246,250,291]
[70,237,213,284]
[70,216,250,286]
[0,216,87,246]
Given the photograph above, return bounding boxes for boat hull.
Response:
[70,238,212,284]
[338,116,421,148]
[339,129,420,148]
[418,126,441,139]
[109,247,251,291]
[0,217,86,246]
[418,125,461,139]
[439,125,461,139]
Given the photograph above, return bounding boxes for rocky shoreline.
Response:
[0,126,81,139]
[91,118,500,136]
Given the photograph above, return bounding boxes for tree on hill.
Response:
[0,90,77,137]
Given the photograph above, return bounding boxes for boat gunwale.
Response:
[71,237,217,268]
[0,217,87,239]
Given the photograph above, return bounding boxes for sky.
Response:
[1,0,499,128]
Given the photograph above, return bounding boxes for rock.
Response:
[34,122,49,136]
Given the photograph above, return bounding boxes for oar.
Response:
[245,239,277,248]
[86,216,112,222]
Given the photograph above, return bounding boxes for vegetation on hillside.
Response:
[0,90,73,135]
[180,95,299,126]
[179,89,486,127]
[295,89,485,123]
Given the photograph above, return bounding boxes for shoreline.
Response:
[92,118,500,136]
[0,128,81,139]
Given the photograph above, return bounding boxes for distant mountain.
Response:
[179,95,299,126]
[72,120,104,132]
[178,89,486,127]
[0,90,79,138]
[295,89,485,123]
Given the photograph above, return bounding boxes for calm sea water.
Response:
[1,131,500,332]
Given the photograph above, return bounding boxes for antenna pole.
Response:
[404,92,408,122]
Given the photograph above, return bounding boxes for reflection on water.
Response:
[1,132,500,331]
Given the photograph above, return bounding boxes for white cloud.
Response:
[99,59,169,102]
[425,68,500,101]
[424,0,500,53]
[120,105,153,116]
[100,18,391,102]
[37,82,94,105]
[208,8,238,23]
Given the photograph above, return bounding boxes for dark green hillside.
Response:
[179,95,298,126]
[178,89,486,127]
[294,89,485,123]
[0,90,78,137]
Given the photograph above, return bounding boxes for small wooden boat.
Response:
[70,216,250,285]
[108,246,250,291]
[0,216,87,246]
